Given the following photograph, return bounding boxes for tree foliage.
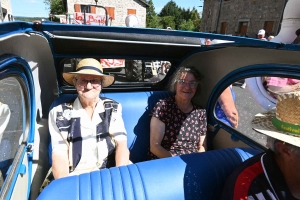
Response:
[178,19,194,31]
[44,0,66,22]
[14,17,43,22]
[160,16,176,30]
[146,0,160,28]
[44,0,65,15]
[146,0,201,31]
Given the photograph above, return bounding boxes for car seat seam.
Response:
[134,164,146,200]
[117,168,125,200]
[100,171,105,200]
[127,166,137,200]
[108,169,115,200]
[88,173,92,200]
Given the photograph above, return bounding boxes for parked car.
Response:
[0,12,300,200]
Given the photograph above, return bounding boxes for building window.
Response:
[238,22,248,36]
[127,9,136,15]
[81,5,91,13]
[220,22,227,34]
[106,7,115,20]
[264,21,274,36]
[74,4,96,14]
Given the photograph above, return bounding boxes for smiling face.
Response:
[73,74,102,102]
[175,72,198,101]
[257,34,265,39]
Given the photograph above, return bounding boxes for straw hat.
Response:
[63,58,114,87]
[252,92,300,147]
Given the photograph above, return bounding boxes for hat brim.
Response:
[252,110,300,147]
[62,70,114,87]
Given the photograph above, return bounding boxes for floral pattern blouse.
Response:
[148,96,207,159]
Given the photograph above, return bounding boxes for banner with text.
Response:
[74,12,108,25]
[100,59,125,68]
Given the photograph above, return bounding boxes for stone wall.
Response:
[1,0,13,21]
[1,0,12,13]
[67,0,146,27]
[200,0,286,38]
[200,0,220,33]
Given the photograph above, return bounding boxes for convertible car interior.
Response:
[0,19,300,200]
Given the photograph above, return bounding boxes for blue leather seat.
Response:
[48,91,172,164]
[38,147,261,200]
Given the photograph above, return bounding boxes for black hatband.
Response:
[76,66,103,74]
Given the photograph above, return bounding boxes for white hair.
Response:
[267,136,300,155]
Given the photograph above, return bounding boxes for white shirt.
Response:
[49,97,127,176]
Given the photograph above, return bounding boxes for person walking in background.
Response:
[257,29,267,41]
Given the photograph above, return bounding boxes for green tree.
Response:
[158,1,201,31]
[159,1,180,29]
[44,0,66,22]
[193,18,201,31]
[159,1,179,17]
[160,16,175,30]
[146,0,160,28]
[44,0,65,14]
[190,8,201,31]
[178,19,194,31]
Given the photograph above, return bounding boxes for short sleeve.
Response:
[48,105,69,152]
[198,109,207,136]
[109,103,127,142]
[195,108,207,136]
[266,77,288,87]
[151,99,167,124]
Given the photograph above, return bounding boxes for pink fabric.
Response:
[266,77,300,87]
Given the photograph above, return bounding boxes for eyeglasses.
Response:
[177,79,198,88]
[75,78,102,86]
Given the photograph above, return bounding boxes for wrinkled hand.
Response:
[219,87,239,128]
[221,102,239,128]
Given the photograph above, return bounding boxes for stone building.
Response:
[65,0,148,27]
[0,0,14,22]
[200,0,288,38]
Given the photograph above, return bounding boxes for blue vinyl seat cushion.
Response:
[38,147,261,200]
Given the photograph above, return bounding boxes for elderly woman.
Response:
[148,66,207,159]
[49,58,129,179]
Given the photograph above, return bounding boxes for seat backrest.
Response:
[38,147,261,200]
[48,91,172,164]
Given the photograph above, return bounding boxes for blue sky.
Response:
[11,0,203,17]
[153,0,203,14]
